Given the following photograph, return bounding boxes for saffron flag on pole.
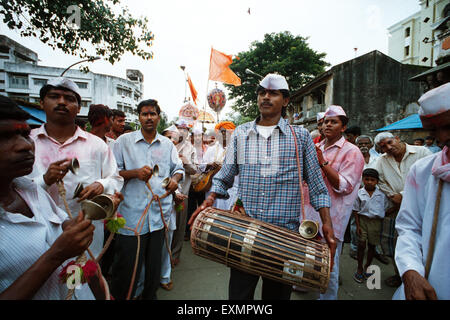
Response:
[208,48,241,86]
[187,74,198,105]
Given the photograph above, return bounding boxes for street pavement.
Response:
[157,239,399,300]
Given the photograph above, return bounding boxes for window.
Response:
[404,27,411,38]
[33,78,47,87]
[117,87,132,98]
[404,46,410,57]
[75,82,88,89]
[9,74,29,89]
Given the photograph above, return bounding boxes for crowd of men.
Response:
[0,74,448,301]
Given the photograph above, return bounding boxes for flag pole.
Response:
[202,46,214,132]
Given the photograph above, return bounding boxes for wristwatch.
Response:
[319,161,329,168]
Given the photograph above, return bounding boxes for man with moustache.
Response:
[189,74,335,300]
[0,96,100,299]
[112,99,184,300]
[27,78,123,266]
[393,83,450,300]
[374,131,431,287]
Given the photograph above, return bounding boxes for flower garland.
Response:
[59,213,127,285]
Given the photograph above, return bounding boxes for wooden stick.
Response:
[424,179,444,279]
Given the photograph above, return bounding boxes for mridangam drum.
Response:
[191,208,331,293]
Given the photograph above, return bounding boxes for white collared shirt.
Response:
[112,130,184,235]
[0,177,94,299]
[393,151,450,299]
[353,187,389,218]
[375,144,432,196]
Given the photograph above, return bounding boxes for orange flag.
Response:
[187,74,198,105]
[208,48,241,86]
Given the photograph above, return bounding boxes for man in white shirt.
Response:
[0,96,99,300]
[394,83,450,300]
[374,131,432,287]
[27,78,124,260]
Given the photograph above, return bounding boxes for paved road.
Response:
[157,240,399,300]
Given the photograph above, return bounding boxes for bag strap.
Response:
[288,125,306,221]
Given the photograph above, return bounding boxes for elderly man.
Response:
[0,96,99,300]
[393,83,450,300]
[309,105,365,300]
[374,131,432,287]
[189,73,335,300]
[112,99,184,300]
[27,78,123,262]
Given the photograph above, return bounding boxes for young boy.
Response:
[352,168,389,283]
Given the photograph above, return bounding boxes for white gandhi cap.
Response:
[259,73,289,91]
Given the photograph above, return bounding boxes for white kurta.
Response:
[393,152,450,300]
[0,177,95,300]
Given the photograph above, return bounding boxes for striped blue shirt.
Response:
[210,117,331,231]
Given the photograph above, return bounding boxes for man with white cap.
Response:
[189,73,335,300]
[374,129,431,287]
[27,78,124,271]
[308,105,365,299]
[393,83,450,300]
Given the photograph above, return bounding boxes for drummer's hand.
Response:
[322,222,337,271]
[188,193,217,229]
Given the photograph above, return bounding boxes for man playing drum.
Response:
[189,73,336,300]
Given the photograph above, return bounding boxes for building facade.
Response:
[0,35,143,124]
[289,50,429,138]
[388,0,449,67]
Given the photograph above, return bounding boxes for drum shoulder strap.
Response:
[288,125,305,221]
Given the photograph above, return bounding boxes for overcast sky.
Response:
[0,0,421,122]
